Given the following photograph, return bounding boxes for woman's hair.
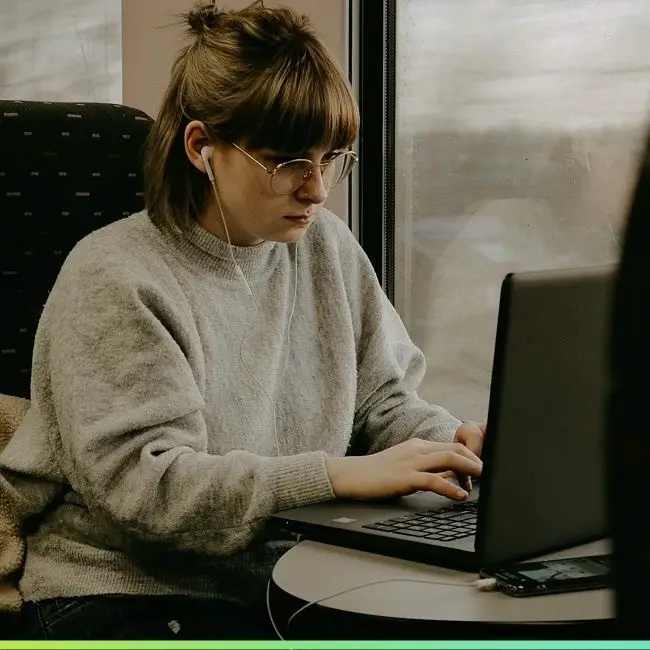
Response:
[144,0,360,232]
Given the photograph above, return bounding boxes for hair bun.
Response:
[186,4,222,36]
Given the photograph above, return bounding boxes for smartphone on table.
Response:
[480,553,613,597]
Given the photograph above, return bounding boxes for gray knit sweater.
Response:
[0,209,461,610]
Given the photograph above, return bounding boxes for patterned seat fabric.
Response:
[0,100,154,398]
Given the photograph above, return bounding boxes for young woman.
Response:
[1,1,483,639]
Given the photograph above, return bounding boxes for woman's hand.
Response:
[452,421,486,492]
[325,438,482,502]
[453,421,486,457]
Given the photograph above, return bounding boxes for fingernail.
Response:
[457,489,468,499]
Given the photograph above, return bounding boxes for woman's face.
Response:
[204,143,332,246]
[184,121,340,246]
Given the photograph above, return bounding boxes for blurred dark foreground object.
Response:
[608,130,650,638]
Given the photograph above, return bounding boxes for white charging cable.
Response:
[266,575,498,640]
[203,146,298,456]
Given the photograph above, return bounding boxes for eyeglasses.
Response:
[232,143,358,196]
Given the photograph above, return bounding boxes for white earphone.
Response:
[200,145,215,182]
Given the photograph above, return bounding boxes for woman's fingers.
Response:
[410,470,471,500]
[415,449,482,477]
[414,440,482,465]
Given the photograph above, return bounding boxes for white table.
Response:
[270,539,612,639]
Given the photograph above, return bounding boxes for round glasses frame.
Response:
[232,143,358,195]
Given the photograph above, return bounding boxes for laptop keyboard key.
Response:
[398,530,429,537]
[362,524,397,532]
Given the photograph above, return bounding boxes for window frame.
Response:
[350,0,396,300]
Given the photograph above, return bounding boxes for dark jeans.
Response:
[20,595,276,640]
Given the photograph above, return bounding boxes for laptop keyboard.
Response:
[362,501,478,542]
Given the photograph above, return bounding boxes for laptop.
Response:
[272,265,614,571]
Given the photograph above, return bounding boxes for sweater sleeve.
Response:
[29,248,334,557]
[343,234,462,454]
